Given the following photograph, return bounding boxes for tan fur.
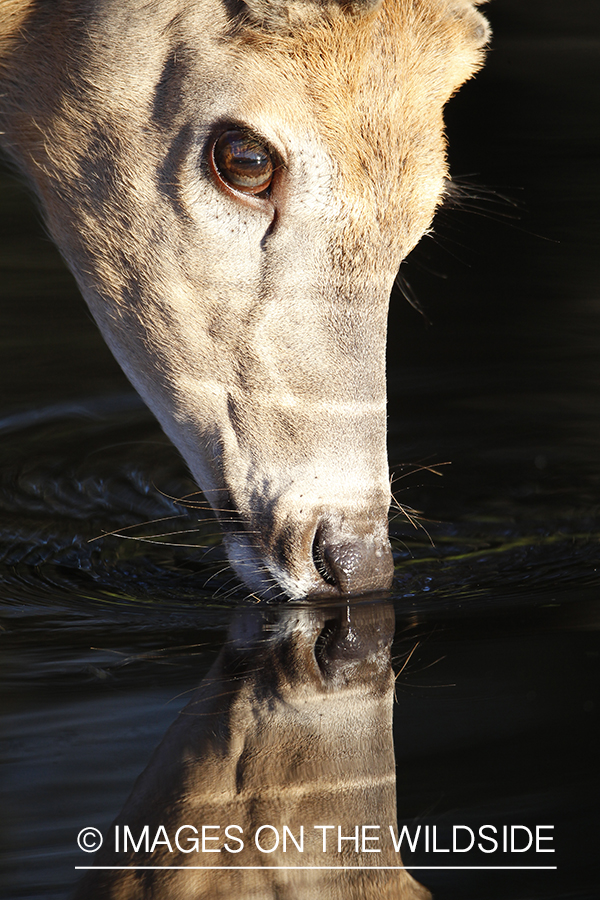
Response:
[0,0,489,599]
[234,2,486,189]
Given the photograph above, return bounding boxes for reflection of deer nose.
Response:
[311,523,394,596]
[313,600,396,681]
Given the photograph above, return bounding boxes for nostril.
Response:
[312,527,338,587]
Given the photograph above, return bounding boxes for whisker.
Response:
[87,513,187,543]
[203,565,236,587]
[395,641,421,678]
[394,270,431,323]
[390,460,450,482]
[95,533,227,550]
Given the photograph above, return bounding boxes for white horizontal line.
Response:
[75,866,558,871]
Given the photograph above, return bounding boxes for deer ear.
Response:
[241,0,382,30]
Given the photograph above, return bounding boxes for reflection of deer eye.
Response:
[211,130,274,195]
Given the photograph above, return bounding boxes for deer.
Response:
[74,600,433,900]
[0,0,489,600]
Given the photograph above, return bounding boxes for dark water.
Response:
[1,2,599,898]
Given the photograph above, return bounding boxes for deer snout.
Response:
[310,520,394,597]
[225,500,394,600]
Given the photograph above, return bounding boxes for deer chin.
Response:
[225,534,318,601]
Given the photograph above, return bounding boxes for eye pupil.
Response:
[212,130,274,195]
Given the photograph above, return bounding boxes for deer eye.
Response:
[211,130,274,195]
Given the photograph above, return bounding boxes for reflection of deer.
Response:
[0,1,488,599]
[75,602,431,899]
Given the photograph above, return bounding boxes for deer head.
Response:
[0,0,489,598]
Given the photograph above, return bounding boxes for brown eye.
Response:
[211,130,274,195]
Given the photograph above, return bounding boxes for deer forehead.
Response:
[200,0,487,241]
[79,1,487,179]
[233,2,486,142]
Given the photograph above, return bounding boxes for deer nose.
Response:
[311,522,394,596]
